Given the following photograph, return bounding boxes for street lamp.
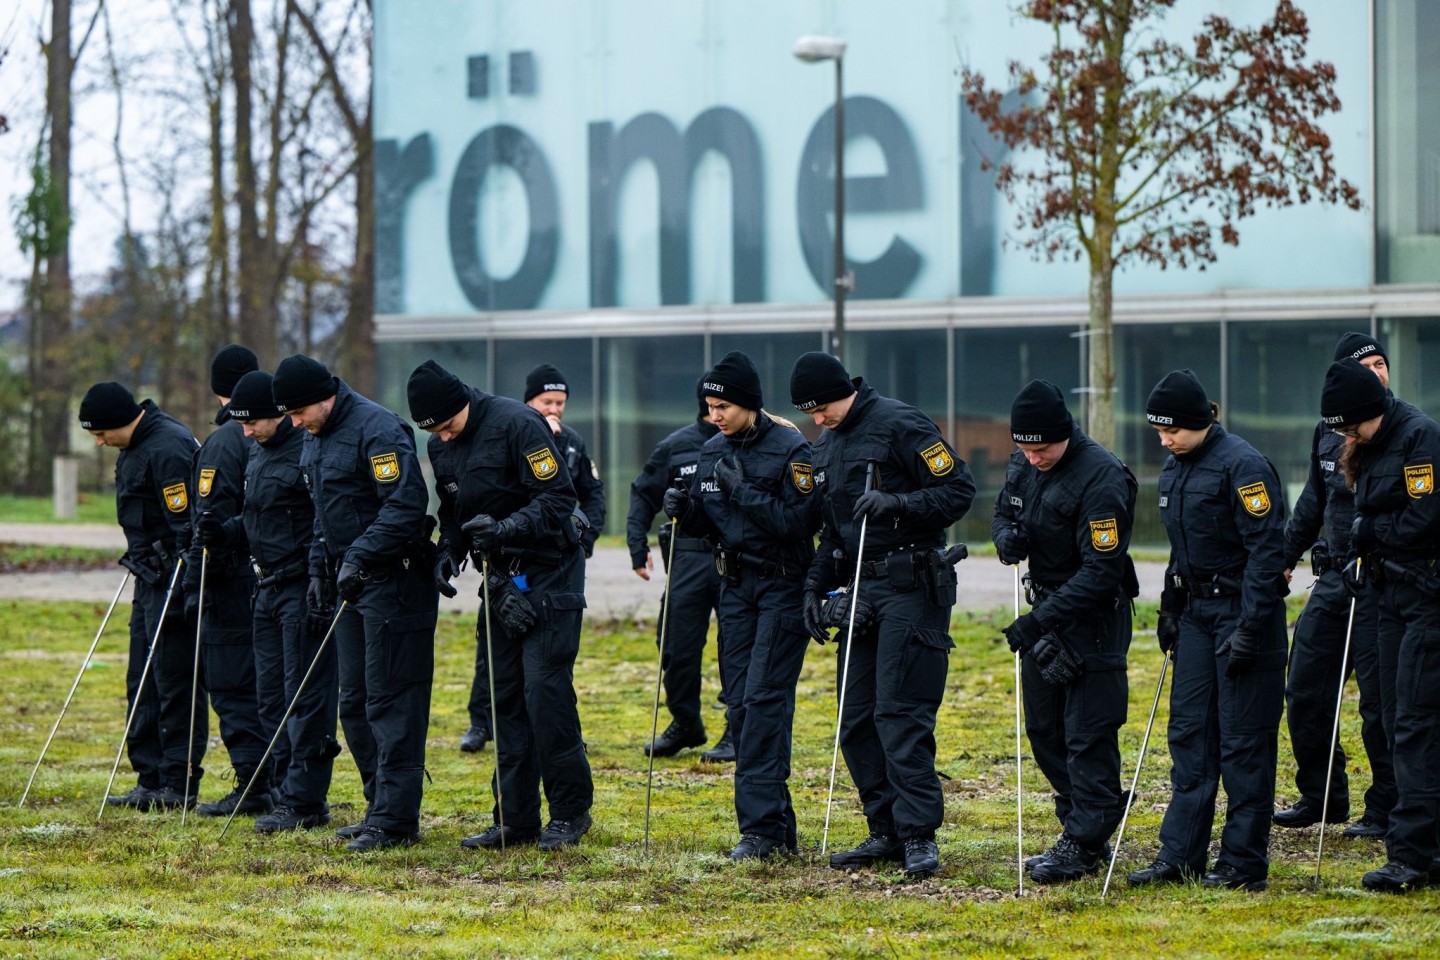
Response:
[793,34,849,362]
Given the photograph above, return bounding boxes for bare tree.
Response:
[961,0,1362,449]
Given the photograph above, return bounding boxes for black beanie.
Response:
[1146,369,1213,430]
[1333,331,1388,366]
[524,364,568,402]
[407,360,469,428]
[78,381,142,430]
[695,377,710,420]
[701,351,763,411]
[272,354,338,412]
[211,344,259,397]
[1321,357,1388,427]
[790,351,856,410]
[1010,380,1073,443]
[227,370,282,420]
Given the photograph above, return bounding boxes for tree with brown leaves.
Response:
[961,0,1361,449]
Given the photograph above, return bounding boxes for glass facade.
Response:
[1377,0,1440,284]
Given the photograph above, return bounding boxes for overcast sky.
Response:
[0,0,190,314]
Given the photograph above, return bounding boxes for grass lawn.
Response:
[1,599,1436,958]
[0,494,117,526]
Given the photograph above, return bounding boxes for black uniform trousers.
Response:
[125,576,207,790]
[199,561,269,785]
[1375,576,1440,870]
[837,573,954,841]
[253,576,338,812]
[1158,593,1286,878]
[658,540,723,730]
[1022,598,1131,849]
[468,553,590,731]
[1285,572,1395,822]
[481,549,594,830]
[718,566,810,846]
[335,562,437,835]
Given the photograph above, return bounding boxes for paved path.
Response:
[0,522,1166,615]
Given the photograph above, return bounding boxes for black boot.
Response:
[1273,799,1348,828]
[1030,836,1105,884]
[700,724,735,763]
[1342,815,1387,839]
[1362,860,1432,893]
[1127,857,1194,887]
[1200,863,1268,891]
[643,720,706,758]
[105,785,157,811]
[150,786,197,811]
[902,838,940,879]
[828,833,904,870]
[538,813,593,851]
[255,804,331,833]
[345,825,419,852]
[460,823,541,850]
[730,834,794,861]
[197,785,274,818]
[459,725,490,753]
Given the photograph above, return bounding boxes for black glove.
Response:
[118,552,165,587]
[1032,633,1084,685]
[714,456,745,501]
[434,548,461,599]
[1218,626,1258,678]
[336,560,365,603]
[462,514,513,552]
[852,490,905,522]
[662,483,691,520]
[803,590,830,645]
[995,523,1029,566]
[1350,514,1376,553]
[483,569,537,637]
[822,589,875,633]
[1002,612,1044,655]
[195,511,229,549]
[1341,555,1367,597]
[1156,610,1181,655]
[306,575,335,616]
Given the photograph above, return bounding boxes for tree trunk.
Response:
[1086,239,1116,452]
[28,0,73,494]
[227,0,275,366]
[341,101,376,395]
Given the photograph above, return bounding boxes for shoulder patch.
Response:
[163,482,188,513]
[790,462,814,494]
[1405,463,1434,498]
[1238,481,1271,517]
[198,468,215,498]
[371,452,400,483]
[526,447,560,481]
[920,441,955,477]
[1089,518,1119,552]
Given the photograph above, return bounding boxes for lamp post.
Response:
[794,34,848,361]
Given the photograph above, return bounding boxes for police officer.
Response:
[666,351,818,860]
[407,360,595,851]
[272,354,439,852]
[791,352,975,880]
[456,362,606,754]
[1128,370,1287,891]
[1320,357,1440,892]
[79,381,206,810]
[185,345,272,817]
[993,380,1137,883]
[628,380,729,760]
[1276,333,1395,839]
[207,370,340,832]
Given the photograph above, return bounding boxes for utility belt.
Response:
[658,521,710,555]
[1024,571,1129,611]
[852,543,966,604]
[714,547,800,582]
[1171,570,1244,598]
[1375,556,1440,597]
[252,558,307,589]
[1310,540,1337,576]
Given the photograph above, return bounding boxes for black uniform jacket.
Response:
[115,400,199,563]
[1350,397,1440,563]
[626,416,720,568]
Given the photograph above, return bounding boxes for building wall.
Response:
[373,0,1440,546]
